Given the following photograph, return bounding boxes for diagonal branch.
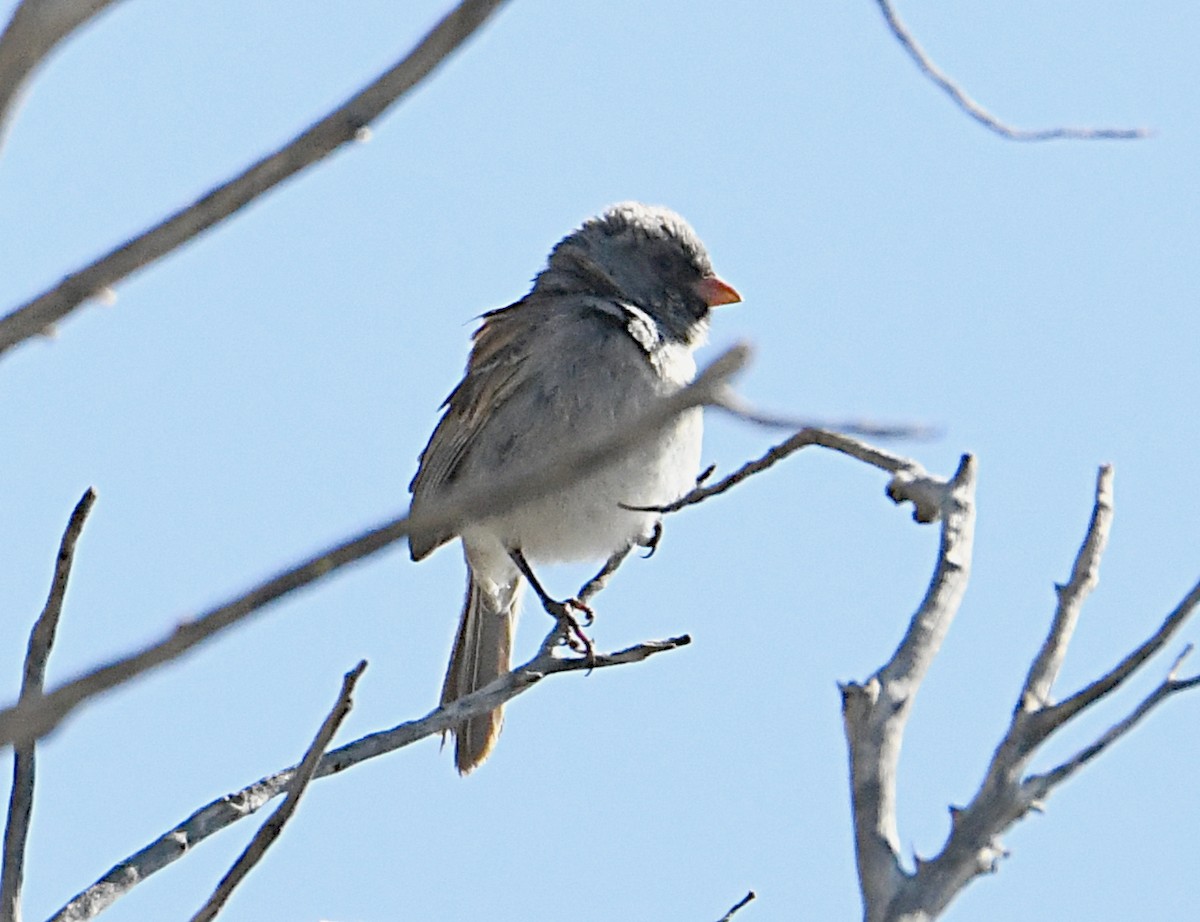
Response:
[714,890,756,922]
[0,345,747,750]
[1022,646,1200,803]
[0,0,510,357]
[0,0,125,153]
[187,661,366,922]
[47,632,687,922]
[1019,464,1114,711]
[1036,576,1200,734]
[874,0,1148,141]
[0,488,96,922]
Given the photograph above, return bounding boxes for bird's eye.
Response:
[652,253,674,273]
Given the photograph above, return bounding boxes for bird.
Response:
[409,202,741,774]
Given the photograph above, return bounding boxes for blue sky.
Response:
[2,2,1198,920]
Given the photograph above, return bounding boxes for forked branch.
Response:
[848,465,1200,922]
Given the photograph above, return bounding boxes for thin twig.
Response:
[0,345,747,750]
[0,0,510,357]
[630,428,920,515]
[187,661,366,922]
[1020,465,1114,710]
[0,488,96,922]
[0,1,125,153]
[48,633,688,922]
[715,890,756,922]
[875,0,1148,141]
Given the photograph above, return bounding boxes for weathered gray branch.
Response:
[851,465,1200,922]
[875,0,1149,141]
[1020,465,1113,710]
[1023,645,1200,803]
[0,488,95,922]
[0,0,509,357]
[0,345,748,750]
[187,661,366,922]
[48,633,687,922]
[841,455,977,922]
[0,0,125,152]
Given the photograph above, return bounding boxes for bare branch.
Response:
[0,345,744,749]
[1020,465,1114,710]
[1038,576,1200,733]
[633,427,941,520]
[0,0,125,152]
[841,455,977,921]
[875,479,1200,922]
[48,633,687,921]
[1022,646,1200,804]
[0,0,510,358]
[188,661,366,922]
[0,488,95,922]
[874,0,1149,141]
[714,890,756,922]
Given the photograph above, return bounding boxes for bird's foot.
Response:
[542,597,596,666]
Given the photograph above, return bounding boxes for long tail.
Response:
[440,567,521,774]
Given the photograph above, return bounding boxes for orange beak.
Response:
[693,275,742,308]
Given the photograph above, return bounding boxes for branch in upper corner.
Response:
[188,661,366,922]
[714,890,756,922]
[0,0,510,358]
[0,1,125,152]
[0,488,96,922]
[0,344,744,752]
[874,0,1149,141]
[47,632,687,922]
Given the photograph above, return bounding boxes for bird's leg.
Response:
[508,548,594,662]
[578,543,634,606]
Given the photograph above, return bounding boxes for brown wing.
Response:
[408,297,550,560]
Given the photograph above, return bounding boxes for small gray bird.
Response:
[409,202,740,773]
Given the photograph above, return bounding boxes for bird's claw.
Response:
[545,598,596,668]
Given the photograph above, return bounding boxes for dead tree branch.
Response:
[875,0,1149,141]
[845,464,1200,922]
[187,661,366,922]
[0,488,96,922]
[0,0,125,151]
[841,455,977,922]
[48,634,687,921]
[0,345,748,750]
[0,0,510,357]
